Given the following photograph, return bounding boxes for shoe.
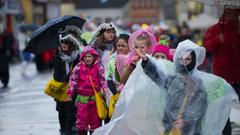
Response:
[72,127,78,134]
[1,85,8,89]
[59,129,66,135]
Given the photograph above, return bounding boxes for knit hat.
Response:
[94,22,116,37]
[152,44,170,59]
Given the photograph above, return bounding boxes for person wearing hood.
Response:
[67,46,107,135]
[91,22,118,124]
[92,22,117,66]
[92,39,237,135]
[140,40,208,135]
[51,25,84,135]
[120,28,157,84]
[138,39,238,135]
[105,34,130,95]
[105,34,130,118]
[203,7,240,135]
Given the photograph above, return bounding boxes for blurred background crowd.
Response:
[0,0,223,73]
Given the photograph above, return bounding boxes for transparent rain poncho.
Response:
[93,40,238,135]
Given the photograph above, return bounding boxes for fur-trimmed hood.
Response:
[93,22,116,37]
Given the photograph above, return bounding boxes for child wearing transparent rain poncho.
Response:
[120,28,157,84]
[92,39,238,135]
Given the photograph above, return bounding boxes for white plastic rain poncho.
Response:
[93,39,238,135]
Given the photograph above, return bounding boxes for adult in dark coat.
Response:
[0,31,14,88]
[203,7,240,135]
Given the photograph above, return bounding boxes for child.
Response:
[139,40,208,135]
[105,34,130,118]
[105,34,130,94]
[92,22,117,66]
[159,35,170,46]
[67,46,107,135]
[92,22,117,123]
[152,44,170,60]
[120,29,157,84]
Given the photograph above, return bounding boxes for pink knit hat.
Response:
[152,44,170,59]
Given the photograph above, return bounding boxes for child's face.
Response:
[181,52,192,66]
[83,53,95,65]
[116,39,129,55]
[60,43,69,52]
[134,39,150,55]
[153,52,167,60]
[104,29,115,42]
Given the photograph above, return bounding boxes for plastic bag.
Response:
[44,78,68,102]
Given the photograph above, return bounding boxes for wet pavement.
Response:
[0,63,240,135]
[0,63,59,135]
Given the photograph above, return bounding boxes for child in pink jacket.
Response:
[67,46,107,135]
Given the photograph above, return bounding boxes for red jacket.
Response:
[203,17,240,84]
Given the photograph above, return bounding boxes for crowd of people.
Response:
[0,6,239,135]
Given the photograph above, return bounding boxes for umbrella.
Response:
[19,24,39,32]
[188,14,218,29]
[185,0,240,6]
[25,15,86,54]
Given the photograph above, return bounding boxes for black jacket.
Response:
[53,54,80,82]
[53,53,80,112]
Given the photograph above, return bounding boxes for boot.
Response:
[78,130,87,135]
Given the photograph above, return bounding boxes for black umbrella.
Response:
[25,15,86,54]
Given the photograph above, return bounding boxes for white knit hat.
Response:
[93,22,116,37]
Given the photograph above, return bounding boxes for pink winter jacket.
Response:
[67,46,107,98]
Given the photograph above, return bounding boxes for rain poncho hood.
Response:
[128,29,157,52]
[173,40,205,68]
[92,39,238,135]
[125,29,157,68]
[173,39,205,74]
